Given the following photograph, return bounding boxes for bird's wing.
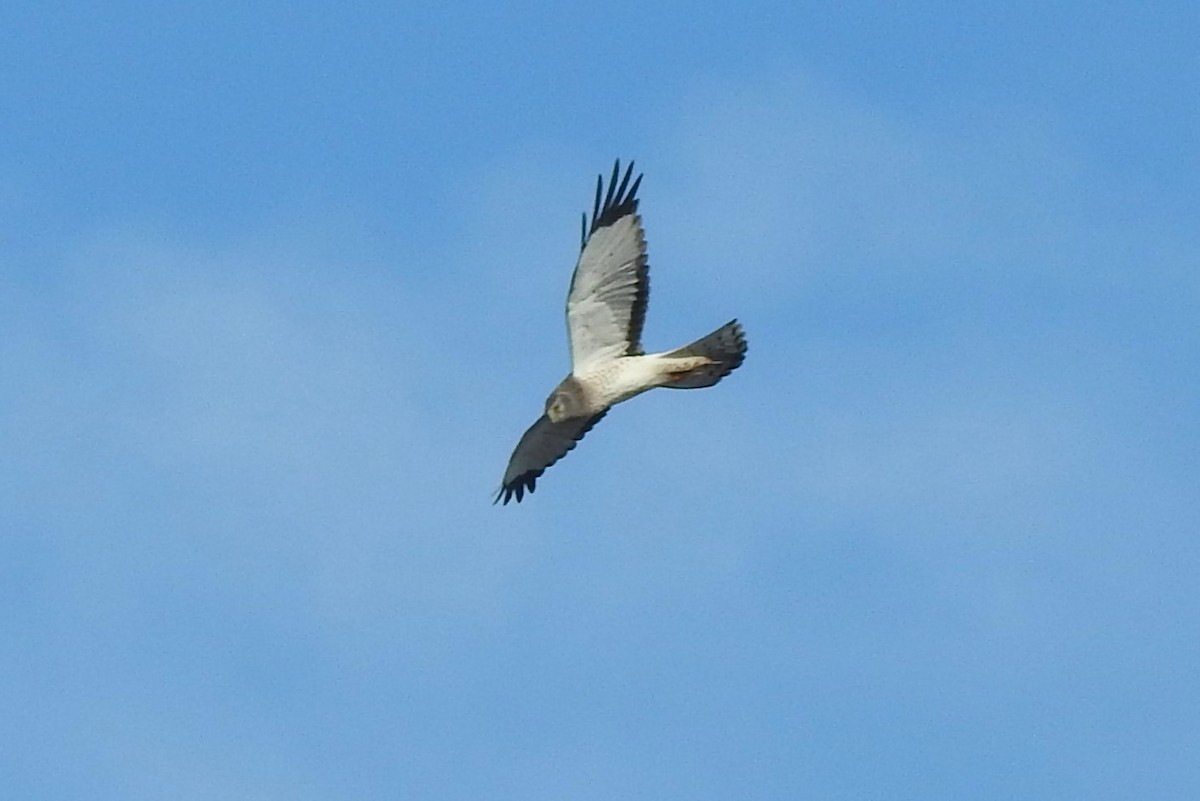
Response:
[565,159,649,371]
[494,411,607,504]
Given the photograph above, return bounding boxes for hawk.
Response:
[495,160,747,504]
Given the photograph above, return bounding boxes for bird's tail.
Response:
[661,319,747,389]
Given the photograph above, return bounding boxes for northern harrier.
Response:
[495,160,747,504]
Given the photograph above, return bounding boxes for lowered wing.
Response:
[494,411,607,504]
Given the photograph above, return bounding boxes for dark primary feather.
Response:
[494,411,608,505]
[580,159,644,247]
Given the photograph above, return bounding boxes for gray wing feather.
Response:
[495,412,607,505]
[566,160,649,370]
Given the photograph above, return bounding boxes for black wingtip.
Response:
[602,160,620,215]
[591,173,603,235]
[495,475,536,506]
[584,158,643,242]
[614,160,633,201]
[627,172,643,202]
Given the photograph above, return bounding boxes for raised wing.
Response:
[494,411,607,505]
[565,159,649,371]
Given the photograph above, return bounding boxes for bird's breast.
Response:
[573,357,666,411]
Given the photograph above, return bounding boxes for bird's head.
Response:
[545,378,584,423]
[545,391,569,423]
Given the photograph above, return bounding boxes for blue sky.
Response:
[2,3,1198,798]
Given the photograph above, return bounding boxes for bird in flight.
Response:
[495,160,747,504]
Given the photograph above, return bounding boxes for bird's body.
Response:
[495,160,747,504]
[561,352,714,417]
